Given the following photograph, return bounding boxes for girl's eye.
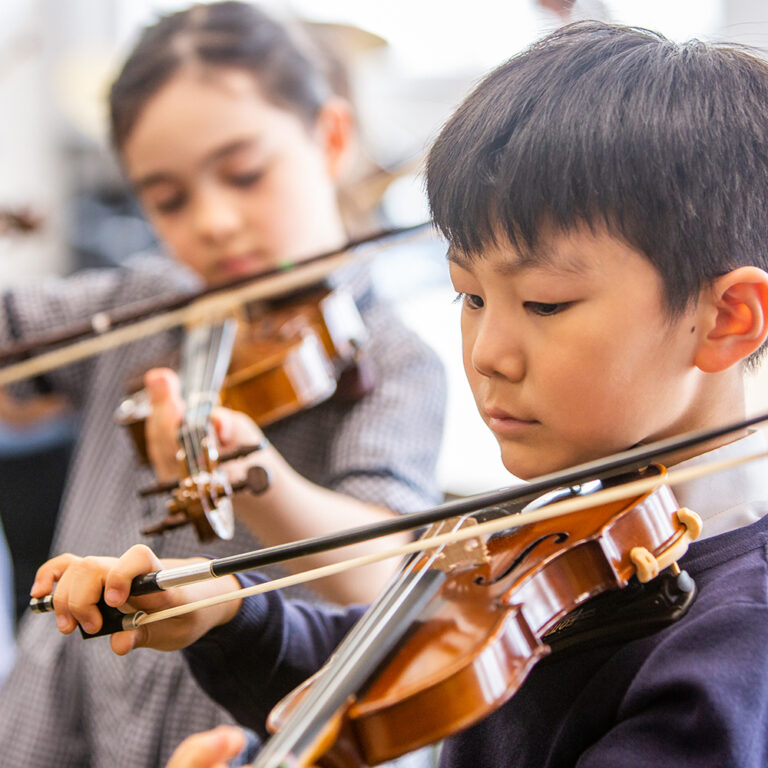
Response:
[153,194,186,214]
[453,292,484,310]
[523,301,571,316]
[228,170,264,188]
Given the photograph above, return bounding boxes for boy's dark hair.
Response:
[427,22,768,363]
[109,1,337,152]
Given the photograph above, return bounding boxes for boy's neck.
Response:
[646,373,749,466]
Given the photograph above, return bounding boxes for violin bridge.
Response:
[430,516,490,573]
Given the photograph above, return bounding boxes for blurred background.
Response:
[1,0,768,627]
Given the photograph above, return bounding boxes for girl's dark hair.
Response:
[109,1,335,152]
[427,22,768,354]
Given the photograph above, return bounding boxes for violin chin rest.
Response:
[542,566,697,657]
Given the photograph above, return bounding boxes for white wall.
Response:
[0,0,65,286]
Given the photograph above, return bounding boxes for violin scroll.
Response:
[139,441,271,541]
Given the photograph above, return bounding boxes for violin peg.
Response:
[140,512,190,536]
[138,479,180,498]
[218,440,269,463]
[244,465,271,495]
[676,507,703,540]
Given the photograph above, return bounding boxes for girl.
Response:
[0,3,444,766]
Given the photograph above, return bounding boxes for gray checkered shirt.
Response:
[0,253,445,767]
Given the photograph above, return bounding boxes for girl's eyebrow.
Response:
[132,137,262,191]
[206,137,260,164]
[132,171,176,193]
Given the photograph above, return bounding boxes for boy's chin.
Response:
[498,442,598,482]
[499,449,555,482]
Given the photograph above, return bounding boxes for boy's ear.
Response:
[693,266,768,372]
[314,97,355,180]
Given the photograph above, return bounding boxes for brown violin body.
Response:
[263,466,702,767]
[222,284,371,424]
[115,283,373,541]
[116,283,371,463]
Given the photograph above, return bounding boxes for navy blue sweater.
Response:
[185,513,768,767]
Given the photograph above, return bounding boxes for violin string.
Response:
[252,534,453,766]
[177,327,195,481]
[194,322,217,476]
[179,325,202,481]
[190,321,220,477]
[191,323,215,480]
[123,447,767,631]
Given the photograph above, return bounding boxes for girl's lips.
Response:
[217,256,259,277]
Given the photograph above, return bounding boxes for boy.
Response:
[33,21,768,768]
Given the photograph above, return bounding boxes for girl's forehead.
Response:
[123,69,308,173]
[162,65,267,104]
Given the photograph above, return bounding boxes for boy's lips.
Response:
[484,407,539,435]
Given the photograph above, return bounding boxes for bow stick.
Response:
[0,221,433,386]
[30,407,768,636]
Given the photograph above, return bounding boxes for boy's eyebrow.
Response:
[446,244,590,276]
[131,137,261,191]
[446,248,472,268]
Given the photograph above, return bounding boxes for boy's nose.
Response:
[470,314,525,382]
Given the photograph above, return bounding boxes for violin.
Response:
[0,224,431,541]
[255,466,701,767]
[32,453,711,766]
[116,282,374,542]
[32,411,768,764]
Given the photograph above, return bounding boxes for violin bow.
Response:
[0,221,434,386]
[30,407,768,635]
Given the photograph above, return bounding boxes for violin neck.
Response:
[178,318,237,470]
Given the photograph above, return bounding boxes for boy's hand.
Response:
[30,544,241,656]
[166,725,247,768]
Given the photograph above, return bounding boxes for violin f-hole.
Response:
[475,532,569,586]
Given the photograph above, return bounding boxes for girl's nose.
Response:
[191,188,242,243]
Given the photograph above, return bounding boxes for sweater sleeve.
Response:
[0,254,199,407]
[183,571,366,738]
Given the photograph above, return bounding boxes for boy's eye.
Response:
[453,292,484,310]
[523,301,570,316]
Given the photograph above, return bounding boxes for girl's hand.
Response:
[166,725,247,768]
[144,367,267,482]
[145,367,185,482]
